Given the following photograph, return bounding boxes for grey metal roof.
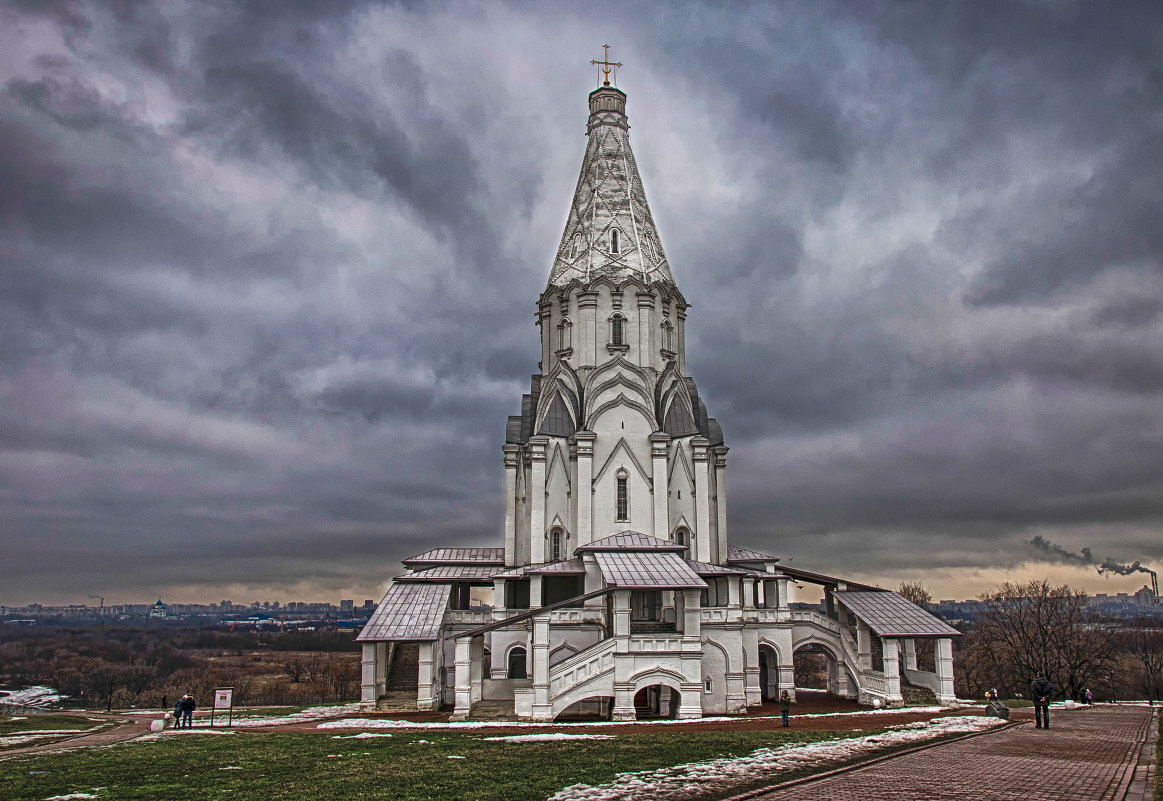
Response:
[685,560,755,576]
[594,550,708,589]
[493,558,587,579]
[356,582,449,642]
[726,544,778,563]
[835,591,961,638]
[577,531,686,552]
[401,547,506,567]
[396,565,501,582]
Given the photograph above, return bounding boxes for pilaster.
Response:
[691,437,711,563]
[529,436,549,563]
[578,290,598,367]
[712,446,729,564]
[882,638,903,706]
[650,432,671,541]
[573,431,595,546]
[503,444,520,566]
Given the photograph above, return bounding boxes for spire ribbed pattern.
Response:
[547,87,674,289]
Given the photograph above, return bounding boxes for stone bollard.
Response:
[149,719,165,732]
[1064,699,1077,710]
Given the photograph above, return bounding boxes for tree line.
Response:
[925,579,1163,702]
[0,625,361,709]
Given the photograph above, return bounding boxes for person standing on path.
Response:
[180,694,196,728]
[779,690,791,727]
[173,696,184,728]
[1030,673,1053,729]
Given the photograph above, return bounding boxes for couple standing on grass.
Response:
[172,694,196,728]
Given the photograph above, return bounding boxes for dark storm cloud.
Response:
[1,0,1161,604]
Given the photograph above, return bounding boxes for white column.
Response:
[417,641,439,711]
[529,437,548,563]
[470,636,484,704]
[503,444,520,566]
[650,432,670,541]
[451,637,473,720]
[935,638,956,704]
[682,589,701,641]
[882,638,902,706]
[613,590,632,647]
[360,643,378,707]
[531,617,551,720]
[902,639,918,672]
[856,621,873,671]
[691,437,711,563]
[574,432,595,546]
[713,446,729,564]
[776,575,790,611]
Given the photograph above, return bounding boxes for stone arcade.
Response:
[358,69,958,721]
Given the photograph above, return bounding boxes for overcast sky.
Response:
[2,0,1162,606]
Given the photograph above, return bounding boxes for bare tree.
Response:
[971,579,1114,700]
[1117,619,1163,703]
[897,581,935,671]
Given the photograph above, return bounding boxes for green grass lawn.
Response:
[0,714,110,751]
[0,714,106,736]
[0,727,878,800]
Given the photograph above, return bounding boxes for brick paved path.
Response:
[752,705,1155,801]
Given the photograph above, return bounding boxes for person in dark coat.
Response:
[173,697,184,728]
[779,690,792,727]
[180,694,196,728]
[1030,673,1053,729]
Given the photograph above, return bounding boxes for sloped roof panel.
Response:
[402,547,506,567]
[577,531,686,552]
[594,550,707,589]
[397,566,501,581]
[835,591,961,637]
[356,582,449,642]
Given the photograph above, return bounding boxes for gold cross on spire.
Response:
[591,44,622,87]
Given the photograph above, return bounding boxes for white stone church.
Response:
[358,71,958,721]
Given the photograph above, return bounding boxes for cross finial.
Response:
[591,44,622,87]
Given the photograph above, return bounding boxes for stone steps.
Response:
[900,682,938,707]
[375,690,417,713]
[466,700,516,721]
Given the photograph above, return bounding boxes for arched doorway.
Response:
[793,643,833,690]
[758,644,780,701]
[633,684,681,719]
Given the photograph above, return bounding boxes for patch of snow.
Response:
[228,703,361,728]
[331,733,394,739]
[8,730,85,735]
[318,705,954,731]
[0,733,67,747]
[446,755,466,759]
[548,715,1006,801]
[0,686,62,708]
[44,794,99,800]
[219,766,242,770]
[484,734,616,742]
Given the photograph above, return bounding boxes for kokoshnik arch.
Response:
[357,54,959,721]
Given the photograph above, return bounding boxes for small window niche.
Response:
[615,468,629,522]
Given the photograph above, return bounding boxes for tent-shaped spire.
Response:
[547,86,675,290]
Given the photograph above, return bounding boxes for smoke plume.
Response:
[1028,535,1153,577]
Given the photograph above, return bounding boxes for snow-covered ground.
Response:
[549,716,1007,801]
[484,733,615,742]
[0,686,62,708]
[317,705,953,731]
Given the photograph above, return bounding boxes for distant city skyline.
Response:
[2,2,1162,605]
